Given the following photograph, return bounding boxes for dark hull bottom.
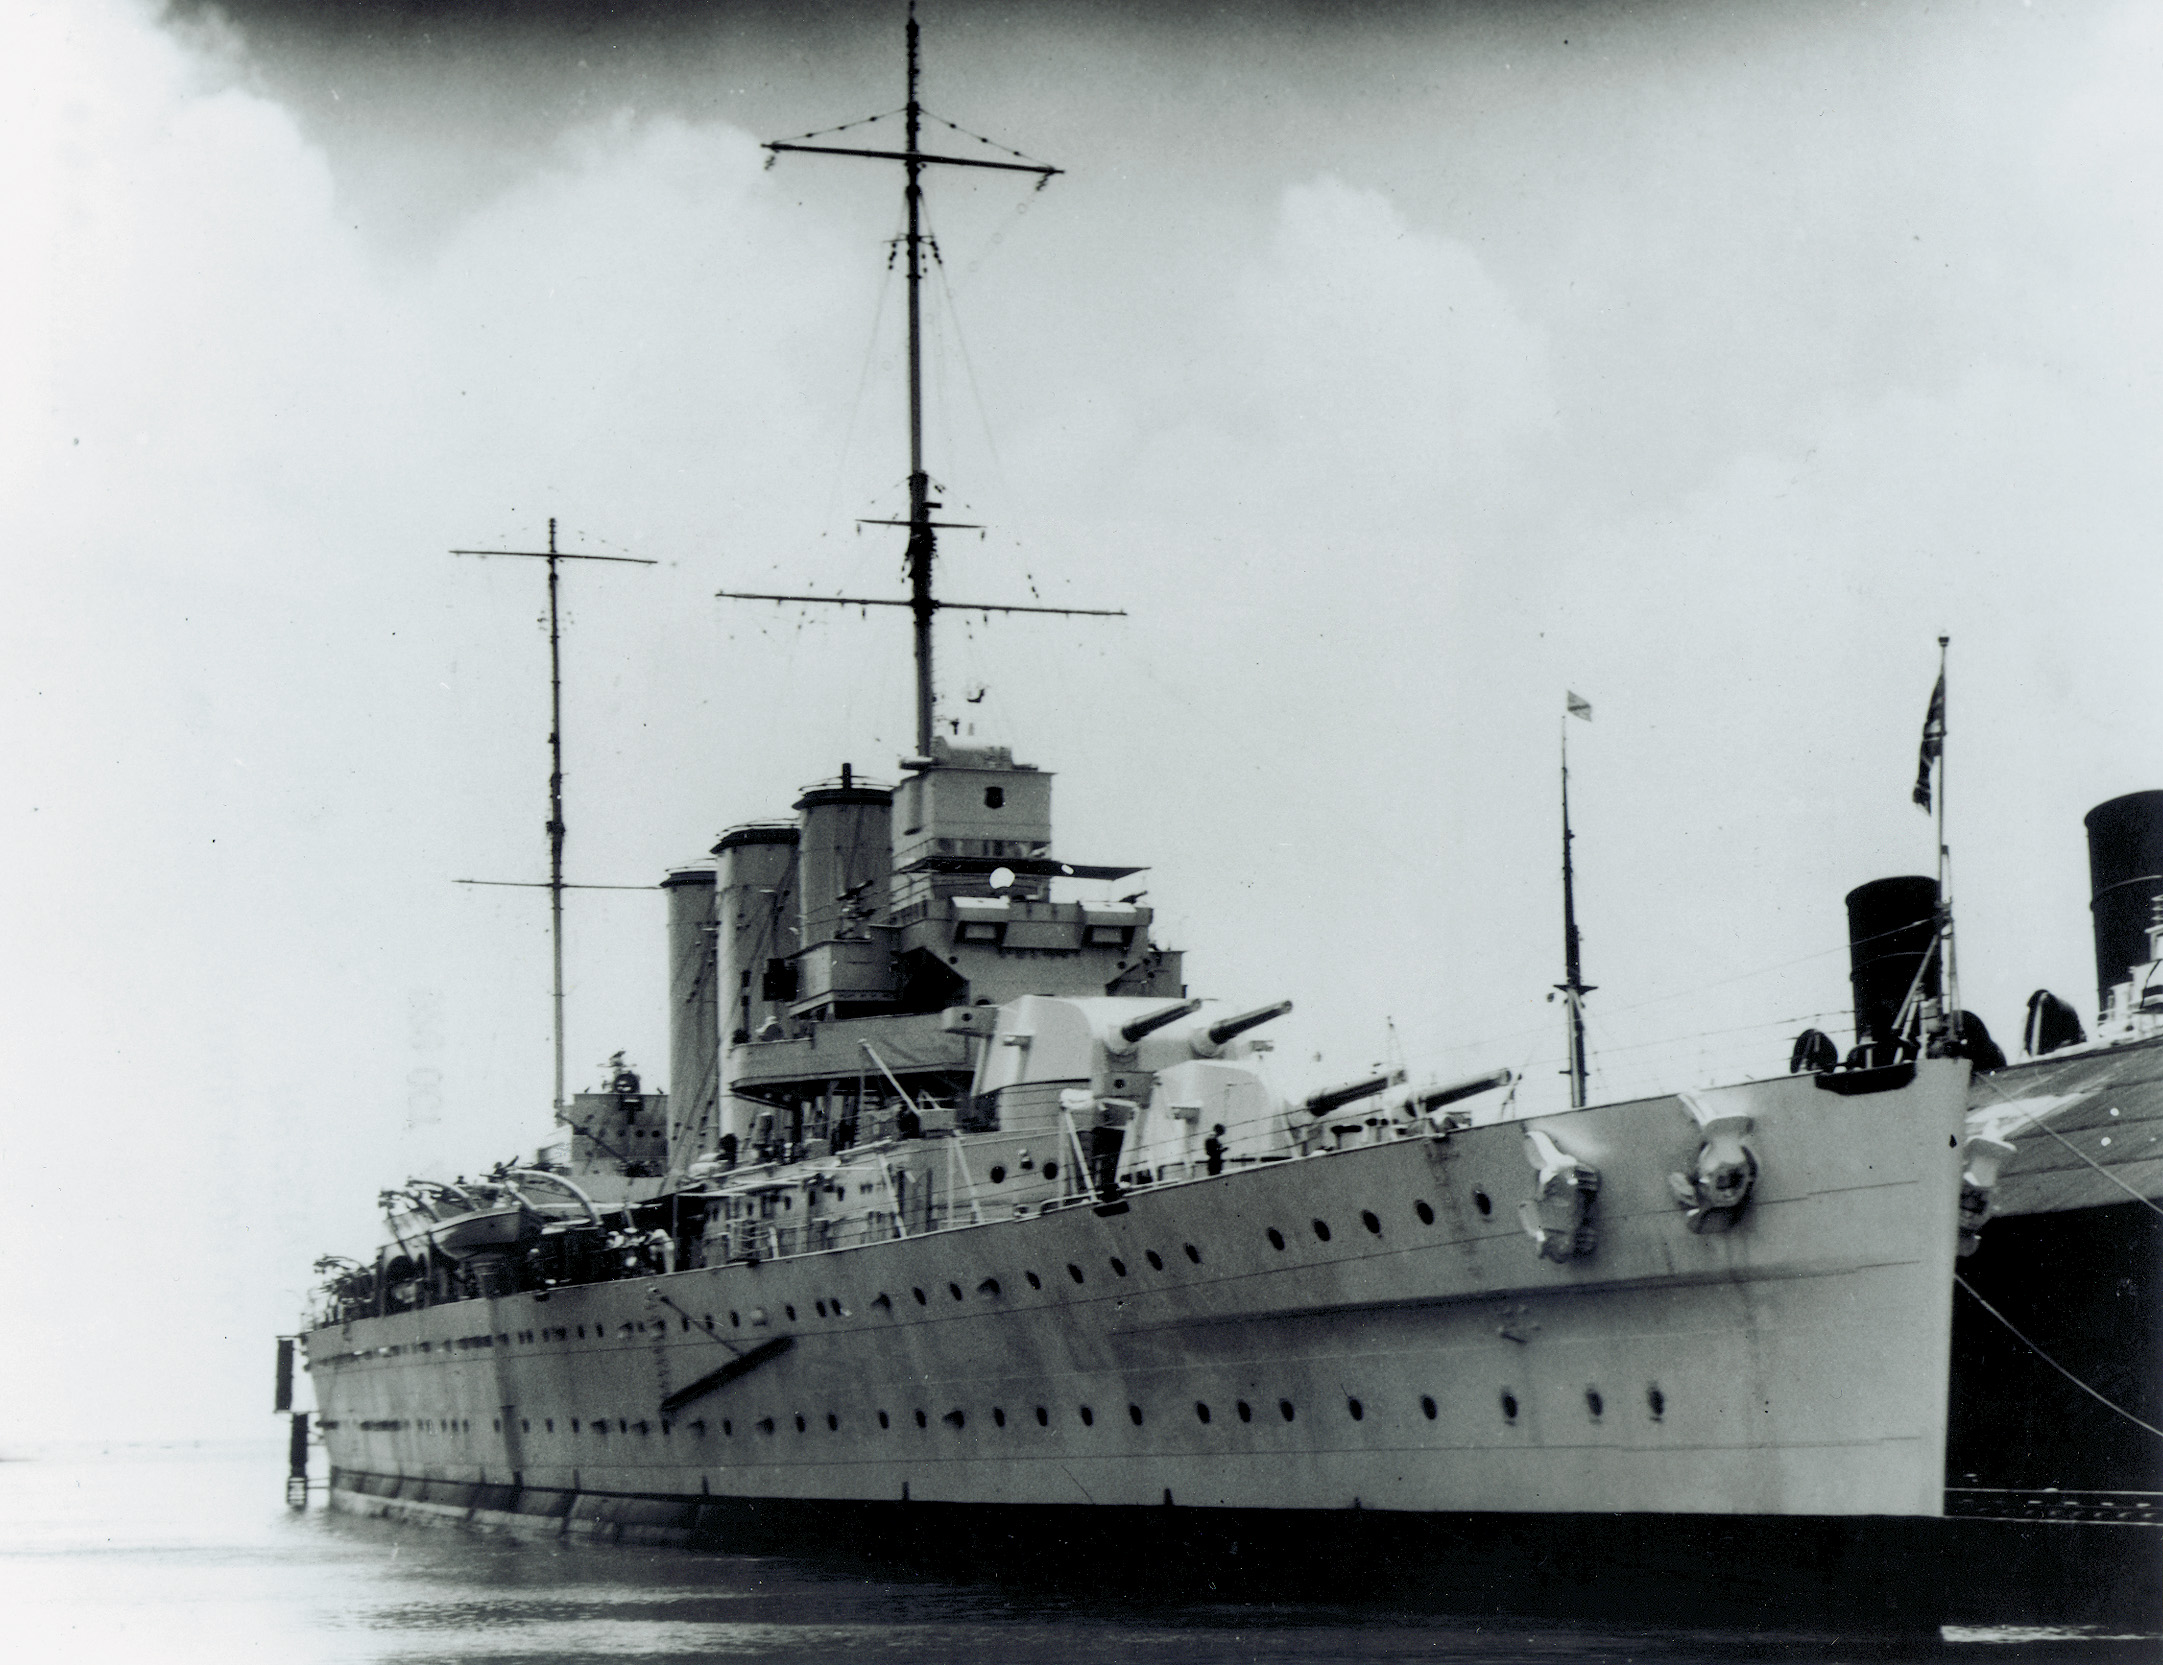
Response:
[329,1469,2158,1631]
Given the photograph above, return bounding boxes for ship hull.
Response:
[321,1469,2158,1628]
[302,1060,2090,1621]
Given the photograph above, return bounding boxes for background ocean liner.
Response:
[289,5,2154,1631]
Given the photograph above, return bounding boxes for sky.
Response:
[5,0,2161,1442]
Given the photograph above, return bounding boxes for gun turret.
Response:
[1196,999,1294,1053]
[1303,1071,1402,1118]
[1119,997,1203,1047]
[1416,1068,1513,1113]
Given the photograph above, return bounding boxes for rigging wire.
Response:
[918,105,1057,170]
[817,207,906,539]
[1953,1274,2163,1440]
[779,106,906,144]
[921,196,1012,500]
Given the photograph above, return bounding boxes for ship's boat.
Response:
[289,7,2157,1631]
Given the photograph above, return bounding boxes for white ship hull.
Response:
[308,1063,1968,1524]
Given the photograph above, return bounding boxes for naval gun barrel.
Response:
[1303,1072,1401,1118]
[1417,1068,1514,1113]
[1119,997,1204,1046]
[1205,999,1294,1048]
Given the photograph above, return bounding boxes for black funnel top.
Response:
[2085,790,2163,1009]
[1845,876,1940,1051]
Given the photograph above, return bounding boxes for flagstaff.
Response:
[1558,691,1595,1108]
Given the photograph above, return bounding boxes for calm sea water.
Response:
[0,1442,2146,1665]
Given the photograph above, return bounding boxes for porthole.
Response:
[1194,1401,1211,1424]
[723,1419,733,1436]
[1360,1210,1381,1235]
[1586,1388,1604,1419]
[878,1411,890,1429]
[1067,1263,1085,1284]
[944,1410,965,1429]
[1110,1257,1127,1278]
[1080,1405,1095,1426]
[815,1300,828,1317]
[978,1278,1001,1297]
[914,1409,927,1429]
[1035,1406,1049,1426]
[1128,1403,1144,1426]
[1347,1397,1364,1421]
[1473,1188,1493,1217]
[1414,1200,1435,1225]
[1044,1160,1059,1180]
[827,1413,839,1431]
[948,1282,963,1301]
[521,1418,530,1432]
[989,1165,1007,1184]
[829,1297,849,1317]
[571,1419,581,1432]
[545,1419,554,1433]
[756,1417,774,1434]
[913,1287,927,1306]
[1279,1399,1296,1422]
[1183,1242,1202,1264]
[1647,1384,1666,1421]
[993,1407,1006,1427]
[1236,1400,1252,1422]
[794,1413,806,1432]
[1146,1250,1164,1271]
[1025,1271,1042,1289]
[730,1311,741,1327]
[1312,1219,1332,1242]
[1266,1227,1286,1251]
[1421,1395,1438,1420]
[785,1305,797,1321]
[1500,1390,1518,1422]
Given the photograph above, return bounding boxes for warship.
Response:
[287,7,2158,1629]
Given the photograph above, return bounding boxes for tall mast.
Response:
[1557,712,1594,1108]
[546,518,566,1110]
[452,521,655,1112]
[903,8,935,756]
[736,4,1124,744]
[1933,634,1960,1042]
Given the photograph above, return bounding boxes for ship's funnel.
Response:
[1119,997,1202,1046]
[2084,790,2163,1012]
[1845,876,1940,1054]
[1202,999,1293,1050]
[661,866,718,1162]
[795,771,892,949]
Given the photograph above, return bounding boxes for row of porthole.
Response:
[1496,1384,1667,1423]
[411,1381,1671,1444]
[1263,1197,1462,1252]
[496,1200,1470,1349]
[474,1196,1481,1352]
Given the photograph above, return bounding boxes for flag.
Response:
[1912,671,1944,810]
[1566,691,1593,722]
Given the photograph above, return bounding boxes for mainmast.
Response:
[902,8,934,756]
[729,1,1118,751]
[453,518,654,1111]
